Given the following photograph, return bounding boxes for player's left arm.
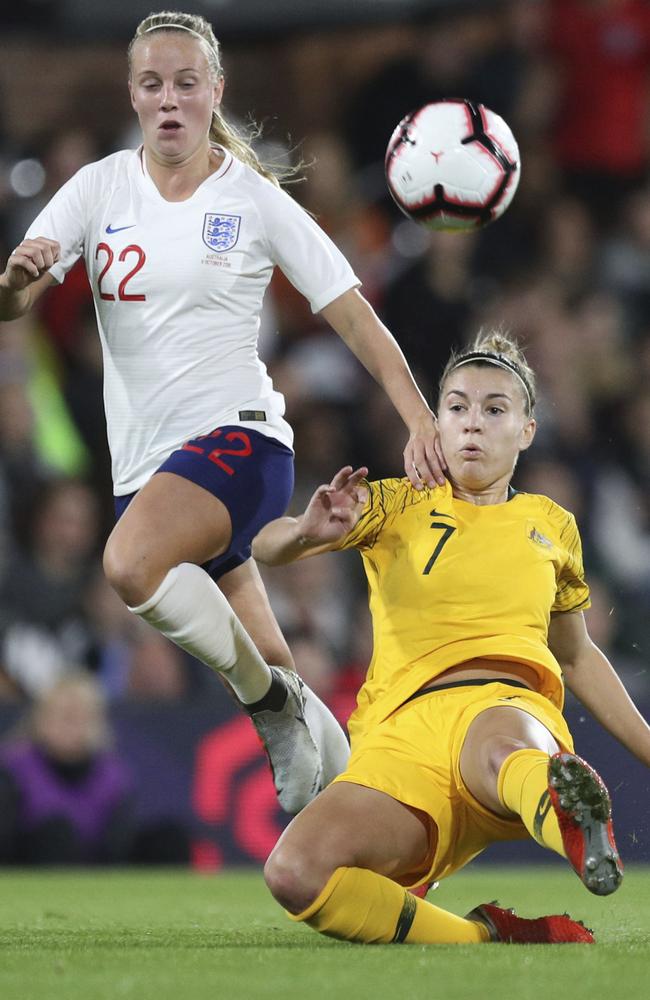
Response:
[548,610,650,767]
[321,288,446,489]
[253,465,368,566]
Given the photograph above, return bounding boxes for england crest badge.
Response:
[203,213,241,252]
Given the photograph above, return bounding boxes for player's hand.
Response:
[2,237,61,291]
[297,466,369,545]
[404,414,447,489]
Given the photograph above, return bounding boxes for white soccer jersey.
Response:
[26,147,360,494]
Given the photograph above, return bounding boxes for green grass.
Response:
[0,866,648,1000]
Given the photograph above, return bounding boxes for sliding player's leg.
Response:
[459,702,623,895]
[266,780,593,944]
[266,684,597,945]
[265,781,491,944]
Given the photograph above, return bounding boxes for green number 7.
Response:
[422,522,456,575]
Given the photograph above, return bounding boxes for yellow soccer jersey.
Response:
[335,478,590,738]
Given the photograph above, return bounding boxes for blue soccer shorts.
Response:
[114,425,294,580]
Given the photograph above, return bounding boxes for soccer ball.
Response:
[385,99,520,231]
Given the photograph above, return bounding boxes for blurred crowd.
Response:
[0,0,648,737]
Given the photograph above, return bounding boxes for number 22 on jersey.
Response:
[95,243,146,301]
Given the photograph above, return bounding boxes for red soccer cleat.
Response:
[547,752,623,896]
[409,880,439,900]
[466,902,594,944]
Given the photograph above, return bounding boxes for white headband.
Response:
[451,353,533,412]
[143,23,205,42]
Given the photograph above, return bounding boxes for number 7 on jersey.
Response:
[422,519,456,575]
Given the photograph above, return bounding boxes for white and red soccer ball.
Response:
[385,99,520,231]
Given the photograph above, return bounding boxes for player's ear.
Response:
[519,417,536,452]
[213,74,224,110]
[128,79,137,112]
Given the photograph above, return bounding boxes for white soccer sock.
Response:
[302,686,350,785]
[128,562,273,704]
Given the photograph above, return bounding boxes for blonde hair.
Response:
[439,329,536,416]
[128,10,297,186]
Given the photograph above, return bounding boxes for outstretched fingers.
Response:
[300,466,369,544]
[327,466,369,516]
[328,465,367,491]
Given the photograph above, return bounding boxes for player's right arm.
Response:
[0,238,60,319]
[549,610,650,768]
[253,465,369,565]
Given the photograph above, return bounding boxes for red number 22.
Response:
[182,430,253,476]
[95,243,146,301]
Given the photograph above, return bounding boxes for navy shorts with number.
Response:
[114,425,294,580]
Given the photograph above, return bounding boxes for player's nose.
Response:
[159,86,178,110]
[463,407,483,432]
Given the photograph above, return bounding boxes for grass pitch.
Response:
[0,865,648,1000]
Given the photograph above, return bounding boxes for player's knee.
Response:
[264,843,326,915]
[484,736,530,781]
[103,538,164,608]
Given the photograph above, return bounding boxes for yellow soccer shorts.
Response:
[332,680,574,890]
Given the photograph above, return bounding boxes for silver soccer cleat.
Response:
[249,666,324,814]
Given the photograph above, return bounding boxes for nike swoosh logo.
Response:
[429,509,454,520]
[533,790,552,841]
[105,224,136,234]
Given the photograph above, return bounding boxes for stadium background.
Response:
[0,0,648,867]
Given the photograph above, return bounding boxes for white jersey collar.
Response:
[137,145,236,203]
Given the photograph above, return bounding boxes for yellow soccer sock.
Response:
[497,748,565,857]
[288,866,490,944]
